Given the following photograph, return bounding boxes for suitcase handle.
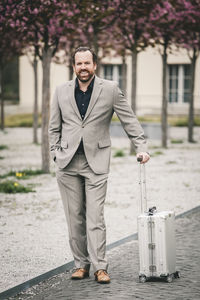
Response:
[137,156,147,213]
[148,206,157,215]
[137,156,143,163]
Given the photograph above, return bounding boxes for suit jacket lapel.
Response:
[68,79,82,121]
[84,76,103,122]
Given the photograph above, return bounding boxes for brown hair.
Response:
[72,47,97,65]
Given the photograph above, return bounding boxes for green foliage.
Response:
[6,113,197,128]
[0,156,4,160]
[113,149,125,157]
[111,114,120,122]
[0,180,35,193]
[5,113,42,128]
[0,145,8,150]
[138,116,161,123]
[0,169,45,179]
[149,145,162,149]
[151,151,163,157]
[171,139,183,144]
[168,117,200,127]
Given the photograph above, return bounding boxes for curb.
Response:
[1,204,200,300]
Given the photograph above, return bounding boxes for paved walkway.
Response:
[7,209,200,300]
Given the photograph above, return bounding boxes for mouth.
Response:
[80,71,89,75]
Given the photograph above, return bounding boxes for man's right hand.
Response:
[136,152,150,164]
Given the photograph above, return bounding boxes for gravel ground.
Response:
[0,126,200,293]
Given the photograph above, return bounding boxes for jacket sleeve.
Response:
[48,87,62,161]
[113,83,148,153]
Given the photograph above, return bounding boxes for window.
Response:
[168,64,191,103]
[2,57,19,102]
[103,64,122,89]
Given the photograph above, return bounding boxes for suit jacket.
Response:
[48,76,148,174]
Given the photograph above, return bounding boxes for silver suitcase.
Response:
[137,157,180,283]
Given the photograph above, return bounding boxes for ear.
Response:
[94,63,97,71]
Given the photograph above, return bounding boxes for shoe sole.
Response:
[95,277,110,284]
[71,274,89,280]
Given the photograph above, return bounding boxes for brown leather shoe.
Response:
[94,270,110,284]
[71,268,89,280]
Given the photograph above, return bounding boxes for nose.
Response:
[80,64,87,69]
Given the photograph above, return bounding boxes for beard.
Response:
[76,70,94,83]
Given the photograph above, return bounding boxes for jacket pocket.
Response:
[98,139,111,149]
[61,140,68,149]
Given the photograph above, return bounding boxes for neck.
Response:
[78,75,94,92]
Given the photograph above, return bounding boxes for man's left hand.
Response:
[136,152,150,164]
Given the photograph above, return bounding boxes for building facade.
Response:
[4,46,200,117]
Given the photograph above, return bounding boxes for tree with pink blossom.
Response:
[148,0,184,148]
[71,0,118,74]
[176,0,200,142]
[112,0,157,153]
[0,1,25,130]
[7,0,80,172]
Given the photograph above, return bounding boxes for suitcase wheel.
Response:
[174,271,180,279]
[139,275,147,283]
[166,275,173,283]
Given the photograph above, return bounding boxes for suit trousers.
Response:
[56,151,108,272]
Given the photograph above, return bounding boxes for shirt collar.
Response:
[75,76,95,91]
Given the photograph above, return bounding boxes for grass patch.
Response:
[151,151,164,157]
[0,145,8,150]
[166,161,177,164]
[0,169,45,179]
[5,113,42,128]
[168,116,200,127]
[138,116,161,123]
[8,113,199,128]
[130,150,136,156]
[0,156,4,160]
[113,149,125,157]
[111,114,120,122]
[149,145,162,149]
[0,180,35,193]
[171,139,183,144]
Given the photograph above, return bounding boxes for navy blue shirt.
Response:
[75,76,95,119]
[74,76,95,152]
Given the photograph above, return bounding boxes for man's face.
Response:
[73,50,97,83]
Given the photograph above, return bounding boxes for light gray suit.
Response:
[49,76,148,272]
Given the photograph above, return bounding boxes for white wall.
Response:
[18,47,200,116]
[19,55,68,112]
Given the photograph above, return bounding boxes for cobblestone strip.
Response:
[7,210,200,300]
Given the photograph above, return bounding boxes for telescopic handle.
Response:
[138,158,147,213]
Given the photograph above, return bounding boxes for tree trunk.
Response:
[69,63,74,80]
[122,54,127,97]
[67,47,74,80]
[0,65,4,131]
[41,48,52,173]
[93,33,100,76]
[130,50,138,154]
[188,48,197,143]
[131,50,137,113]
[161,43,168,148]
[33,55,38,144]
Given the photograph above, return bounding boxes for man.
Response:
[48,46,150,284]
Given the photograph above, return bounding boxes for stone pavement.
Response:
[6,209,200,300]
